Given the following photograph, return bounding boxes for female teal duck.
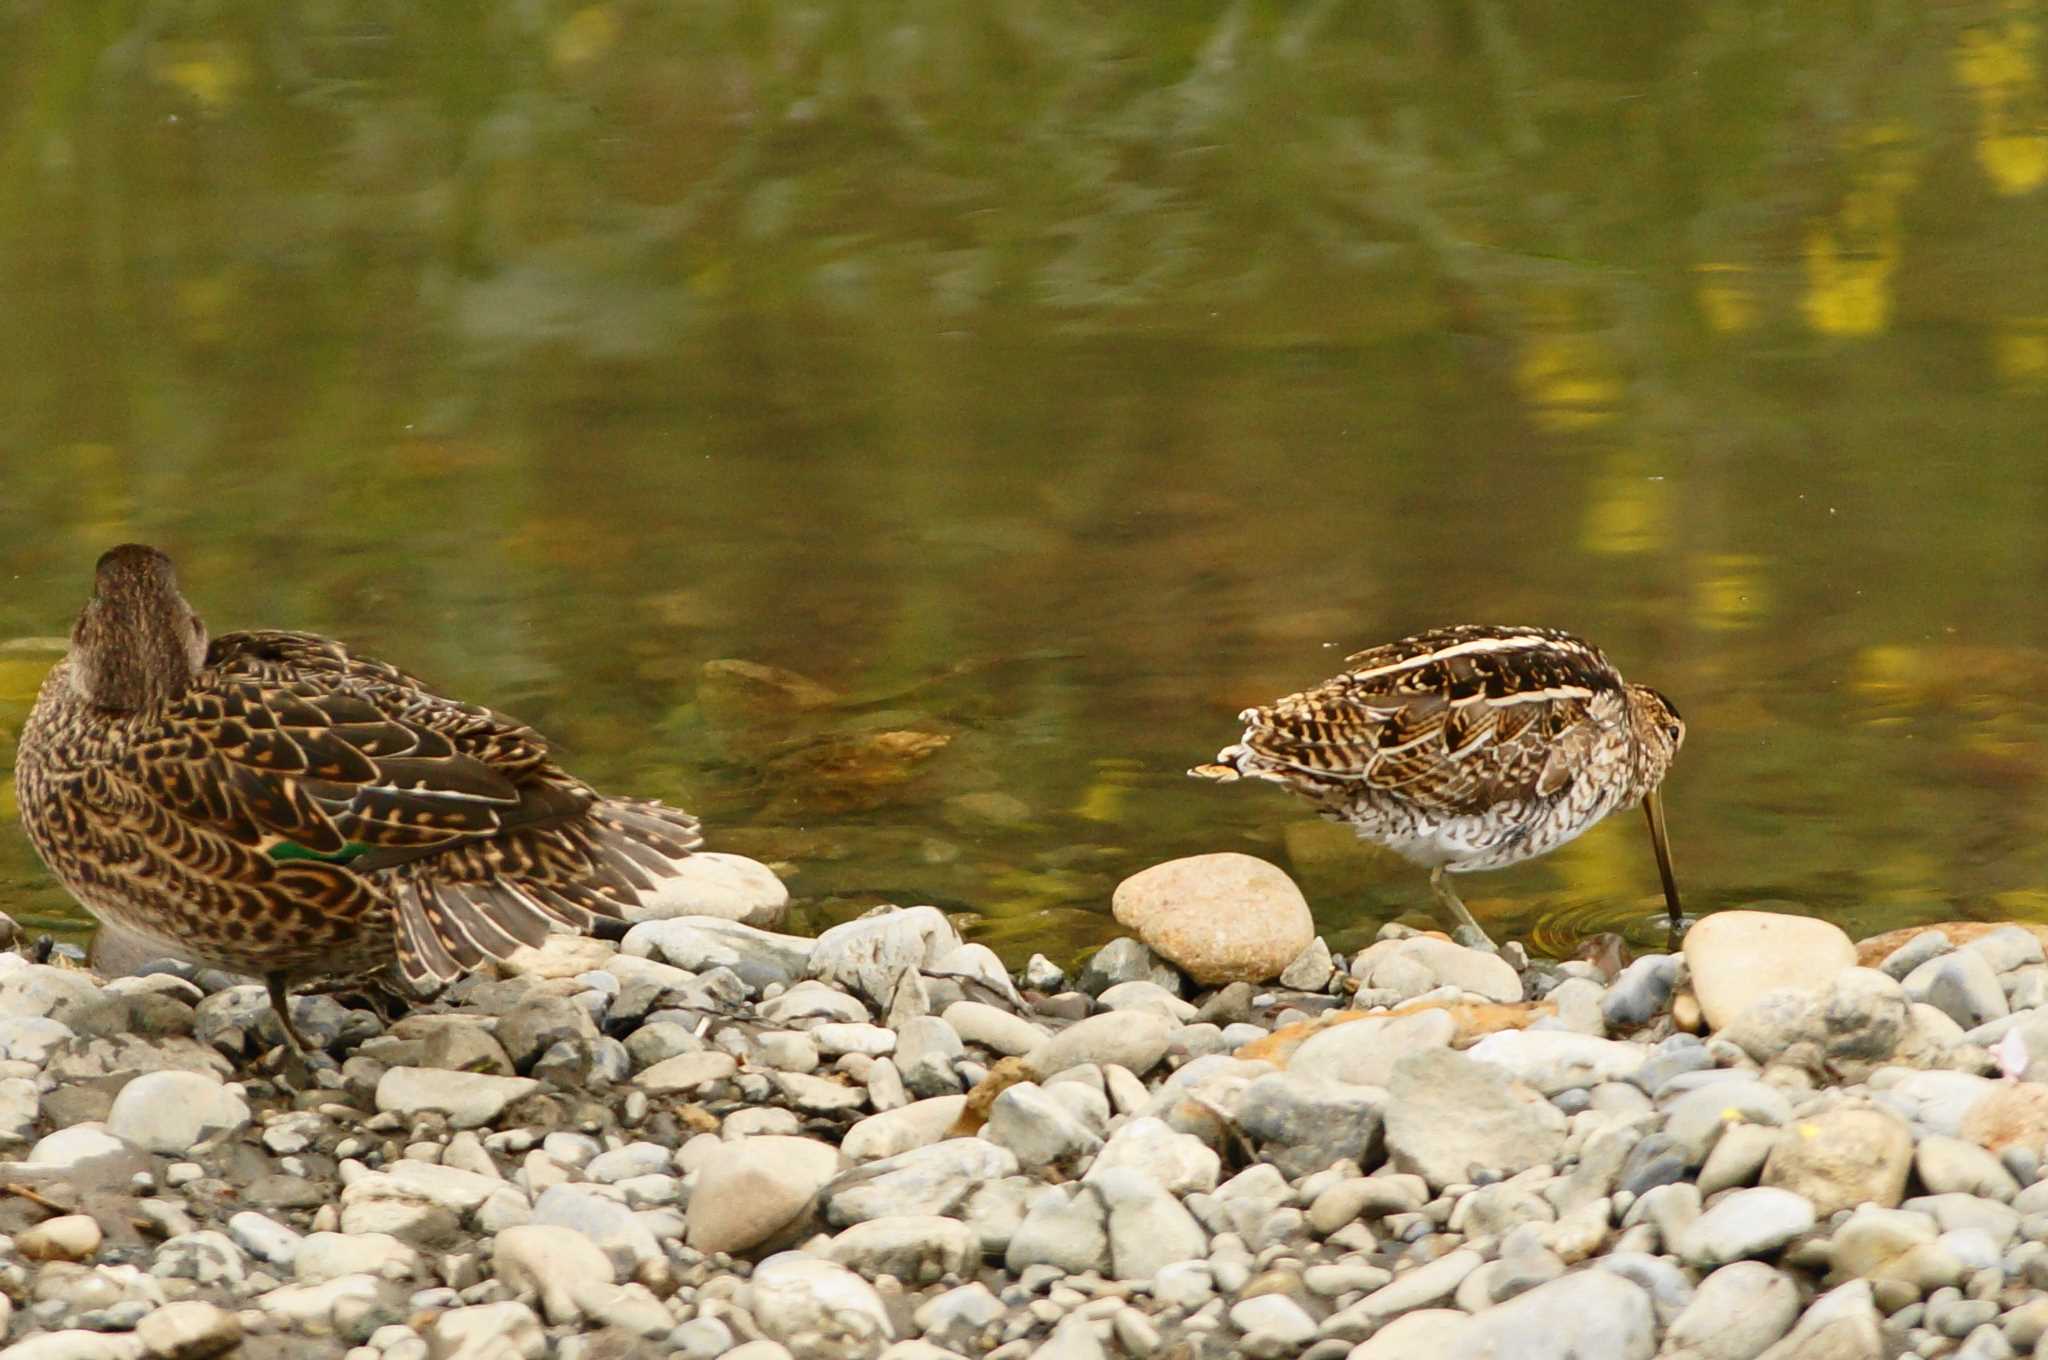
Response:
[14,545,704,1054]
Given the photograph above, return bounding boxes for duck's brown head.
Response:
[68,544,208,711]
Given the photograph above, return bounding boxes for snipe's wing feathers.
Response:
[1230,627,1628,814]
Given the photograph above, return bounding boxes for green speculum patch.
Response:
[266,841,371,865]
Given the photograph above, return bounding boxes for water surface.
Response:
[4,3,2047,964]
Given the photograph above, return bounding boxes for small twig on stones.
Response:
[2,1183,71,1215]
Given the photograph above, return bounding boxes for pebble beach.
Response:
[1,849,2045,1360]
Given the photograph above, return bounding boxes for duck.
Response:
[13,544,704,1056]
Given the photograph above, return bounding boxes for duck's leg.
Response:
[262,974,317,1089]
[265,973,317,1056]
[1430,867,1498,952]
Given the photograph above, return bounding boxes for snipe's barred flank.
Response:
[1192,625,1684,947]
[13,545,704,1056]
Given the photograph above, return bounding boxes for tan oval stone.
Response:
[1683,910,1857,1031]
[684,1135,842,1256]
[17,1213,101,1262]
[1961,1081,2048,1153]
[1111,853,1315,986]
[634,1051,738,1094]
[841,1096,970,1162]
[1760,1107,1913,1217]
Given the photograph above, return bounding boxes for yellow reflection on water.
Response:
[1854,644,1927,709]
[147,40,249,112]
[1694,263,1760,335]
[1993,318,2048,392]
[0,660,49,709]
[1693,554,1770,631]
[1955,16,2048,196]
[1581,452,1672,556]
[1074,760,1145,824]
[1801,125,1920,338]
[1870,847,1948,895]
[1992,888,2048,920]
[1514,293,1622,432]
[553,6,622,71]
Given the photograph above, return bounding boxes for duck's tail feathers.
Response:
[390,797,705,991]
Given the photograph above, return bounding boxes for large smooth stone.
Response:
[822,1215,978,1285]
[808,907,960,1008]
[1753,1280,1883,1360]
[840,1096,969,1162]
[1095,1169,1208,1283]
[1661,1261,1801,1360]
[822,1139,1020,1227]
[1350,1312,1472,1359]
[107,1070,249,1154]
[624,853,789,928]
[1289,1010,1455,1088]
[685,1135,842,1256]
[746,1253,895,1350]
[1685,911,1857,1030]
[426,1302,546,1360]
[375,1068,537,1129]
[1004,1187,1110,1275]
[621,917,813,982]
[1357,936,1523,1003]
[1111,854,1314,986]
[1464,1031,1649,1095]
[1383,1048,1565,1189]
[1761,1107,1913,1217]
[1675,1187,1816,1268]
[1027,1011,1171,1079]
[1447,1269,1655,1360]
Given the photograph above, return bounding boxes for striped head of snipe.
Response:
[1622,683,1685,802]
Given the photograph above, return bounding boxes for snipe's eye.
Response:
[1666,723,1683,742]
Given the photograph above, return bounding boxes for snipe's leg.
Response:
[1642,790,1684,948]
[1429,866,1498,952]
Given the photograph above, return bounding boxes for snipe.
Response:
[1192,625,1684,948]
[13,545,704,1056]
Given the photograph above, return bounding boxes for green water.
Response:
[5,2,2048,966]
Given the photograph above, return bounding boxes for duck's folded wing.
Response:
[122,629,580,865]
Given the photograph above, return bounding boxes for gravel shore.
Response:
[0,865,2043,1360]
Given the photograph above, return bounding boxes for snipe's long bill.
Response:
[12,544,706,1064]
[1192,624,1686,949]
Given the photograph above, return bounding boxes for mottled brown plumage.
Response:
[1193,625,1684,945]
[14,545,704,1052]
